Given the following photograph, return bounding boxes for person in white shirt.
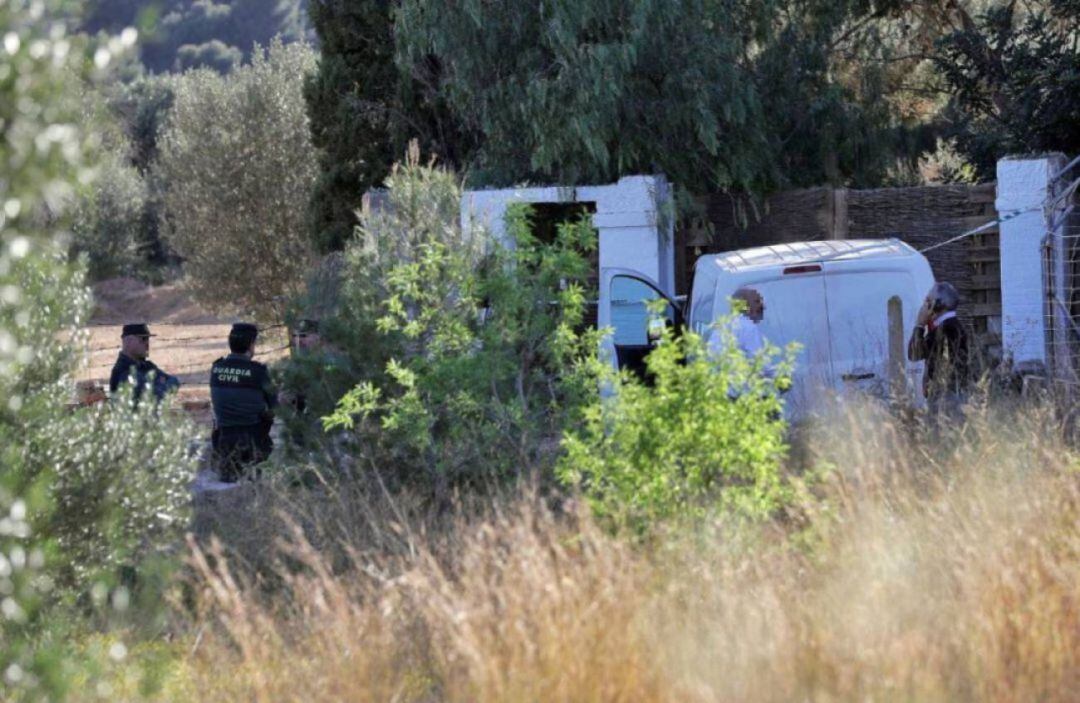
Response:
[707,287,781,401]
[709,287,771,370]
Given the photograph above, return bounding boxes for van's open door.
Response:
[599,269,684,380]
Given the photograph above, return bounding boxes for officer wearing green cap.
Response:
[210,322,278,481]
[109,323,180,404]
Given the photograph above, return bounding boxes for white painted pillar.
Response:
[579,175,675,296]
[996,154,1066,369]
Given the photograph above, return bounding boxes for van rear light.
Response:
[782,264,822,275]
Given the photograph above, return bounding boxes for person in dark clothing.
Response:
[109,323,180,405]
[287,318,321,416]
[908,282,970,417]
[210,323,278,482]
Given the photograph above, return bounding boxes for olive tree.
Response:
[158,39,318,320]
[1,4,197,698]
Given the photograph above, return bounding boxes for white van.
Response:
[598,239,936,418]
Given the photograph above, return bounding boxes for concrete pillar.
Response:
[996,154,1066,369]
[579,175,675,295]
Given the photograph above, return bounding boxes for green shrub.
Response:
[32,397,196,594]
[72,153,150,281]
[102,73,178,276]
[158,39,318,321]
[1,241,198,698]
[0,5,197,697]
[558,320,796,534]
[322,156,601,501]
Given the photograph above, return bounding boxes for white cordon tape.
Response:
[917,205,1042,254]
[1052,154,1080,182]
[918,167,1080,255]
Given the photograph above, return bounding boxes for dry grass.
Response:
[171,398,1080,702]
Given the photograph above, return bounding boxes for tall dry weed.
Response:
[177,398,1080,702]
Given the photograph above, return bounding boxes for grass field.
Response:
[86,397,1074,703]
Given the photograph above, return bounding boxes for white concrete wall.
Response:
[996,154,1066,368]
[461,175,675,296]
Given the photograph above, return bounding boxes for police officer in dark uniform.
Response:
[210,323,277,482]
[109,323,180,405]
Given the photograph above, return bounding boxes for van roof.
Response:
[701,239,918,272]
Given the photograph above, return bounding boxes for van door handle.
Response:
[842,372,876,382]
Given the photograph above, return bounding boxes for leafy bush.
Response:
[158,39,318,321]
[322,155,601,501]
[100,74,178,278]
[558,321,796,533]
[935,1,1080,177]
[0,4,197,697]
[32,396,196,593]
[2,243,198,698]
[174,39,242,73]
[72,153,150,281]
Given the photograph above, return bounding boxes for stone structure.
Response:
[461,175,676,306]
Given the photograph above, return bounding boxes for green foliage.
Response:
[322,157,601,499]
[158,39,318,320]
[30,397,196,593]
[1,3,197,697]
[71,74,180,282]
[302,0,475,253]
[306,0,932,254]
[392,0,905,194]
[102,74,174,177]
[3,223,197,703]
[100,74,177,273]
[173,38,241,73]
[558,321,796,534]
[1,1,99,691]
[297,149,470,403]
[935,0,1080,176]
[72,153,150,280]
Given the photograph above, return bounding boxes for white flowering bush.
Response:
[1,3,196,698]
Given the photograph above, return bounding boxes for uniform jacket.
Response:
[210,353,277,429]
[109,352,179,403]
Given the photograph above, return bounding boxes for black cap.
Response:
[294,319,319,335]
[230,322,259,338]
[121,323,154,338]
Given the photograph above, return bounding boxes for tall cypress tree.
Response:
[304,0,472,252]
[303,1,398,253]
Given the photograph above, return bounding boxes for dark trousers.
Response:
[213,422,272,482]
